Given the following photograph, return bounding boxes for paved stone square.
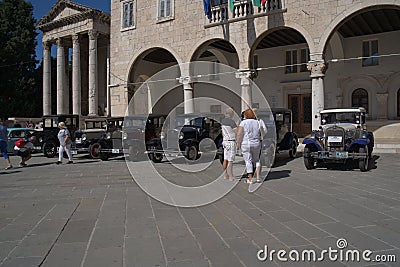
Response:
[0,152,399,267]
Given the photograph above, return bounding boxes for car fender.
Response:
[368,131,374,149]
[278,132,297,150]
[181,139,198,148]
[349,138,370,151]
[98,138,111,149]
[302,138,323,151]
[146,138,161,147]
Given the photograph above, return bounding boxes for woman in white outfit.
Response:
[56,122,73,164]
[236,108,262,184]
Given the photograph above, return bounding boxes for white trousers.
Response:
[59,143,73,162]
[242,144,261,173]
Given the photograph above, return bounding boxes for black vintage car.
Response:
[73,117,115,158]
[122,114,167,161]
[95,117,124,161]
[146,113,224,163]
[31,114,79,158]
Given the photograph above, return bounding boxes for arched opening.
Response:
[251,27,310,136]
[352,88,369,112]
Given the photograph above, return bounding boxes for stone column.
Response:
[307,61,328,130]
[72,34,81,115]
[42,41,52,115]
[56,38,66,114]
[179,76,194,114]
[88,30,99,116]
[235,70,254,112]
[376,93,388,119]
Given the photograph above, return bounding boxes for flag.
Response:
[229,0,235,11]
[253,0,261,8]
[203,0,212,19]
[262,0,268,6]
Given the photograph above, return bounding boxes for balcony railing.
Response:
[207,0,286,27]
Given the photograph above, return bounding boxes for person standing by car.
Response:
[0,118,12,169]
[221,108,237,181]
[56,122,73,165]
[236,109,262,184]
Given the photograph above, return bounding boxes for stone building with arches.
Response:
[108,0,400,136]
[39,0,400,137]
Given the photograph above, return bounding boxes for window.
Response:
[300,48,309,72]
[352,88,369,112]
[122,0,134,29]
[397,89,400,117]
[362,40,378,67]
[285,50,297,74]
[158,0,172,19]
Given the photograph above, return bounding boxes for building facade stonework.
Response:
[40,0,400,135]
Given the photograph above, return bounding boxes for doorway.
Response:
[288,93,312,136]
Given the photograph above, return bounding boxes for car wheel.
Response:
[148,146,163,163]
[303,147,315,170]
[289,140,298,158]
[99,145,109,161]
[359,146,369,172]
[185,145,198,161]
[43,140,57,158]
[89,143,100,159]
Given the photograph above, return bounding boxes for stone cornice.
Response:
[36,0,110,32]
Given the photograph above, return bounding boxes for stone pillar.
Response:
[88,30,99,116]
[179,76,194,114]
[235,70,254,112]
[64,46,70,114]
[376,93,388,119]
[42,41,52,115]
[72,34,81,115]
[56,38,66,114]
[308,61,328,130]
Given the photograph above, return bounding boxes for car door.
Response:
[7,130,24,153]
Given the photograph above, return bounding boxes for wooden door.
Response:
[288,94,312,137]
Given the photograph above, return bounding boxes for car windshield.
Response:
[321,112,361,125]
[124,118,146,128]
[176,116,203,127]
[85,121,106,129]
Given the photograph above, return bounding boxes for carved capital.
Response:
[56,38,64,47]
[88,30,99,40]
[72,34,80,45]
[42,41,52,50]
[307,61,328,77]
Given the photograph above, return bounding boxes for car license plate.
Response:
[75,138,82,144]
[71,150,77,155]
[112,149,120,154]
[328,136,342,142]
[335,151,348,158]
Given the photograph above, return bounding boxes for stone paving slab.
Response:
[0,153,399,266]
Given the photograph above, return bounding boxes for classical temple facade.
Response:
[37,0,110,117]
[39,0,400,135]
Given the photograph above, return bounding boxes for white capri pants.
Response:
[242,144,261,173]
[59,143,73,162]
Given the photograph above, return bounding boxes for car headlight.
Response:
[122,132,128,140]
[345,130,354,139]
[361,131,367,139]
[82,134,87,141]
[179,132,184,140]
[160,132,166,139]
[106,133,111,139]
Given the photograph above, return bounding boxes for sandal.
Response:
[244,179,254,184]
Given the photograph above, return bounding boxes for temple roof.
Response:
[36,0,110,32]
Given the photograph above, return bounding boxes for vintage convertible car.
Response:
[302,108,374,172]
[146,113,224,163]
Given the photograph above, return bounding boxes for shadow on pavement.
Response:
[265,170,291,181]
[0,170,22,175]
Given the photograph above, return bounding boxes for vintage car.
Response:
[31,114,79,158]
[146,113,224,163]
[95,117,125,160]
[122,114,167,161]
[6,128,38,153]
[73,117,119,158]
[302,108,374,172]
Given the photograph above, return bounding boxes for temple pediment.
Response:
[36,0,109,32]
